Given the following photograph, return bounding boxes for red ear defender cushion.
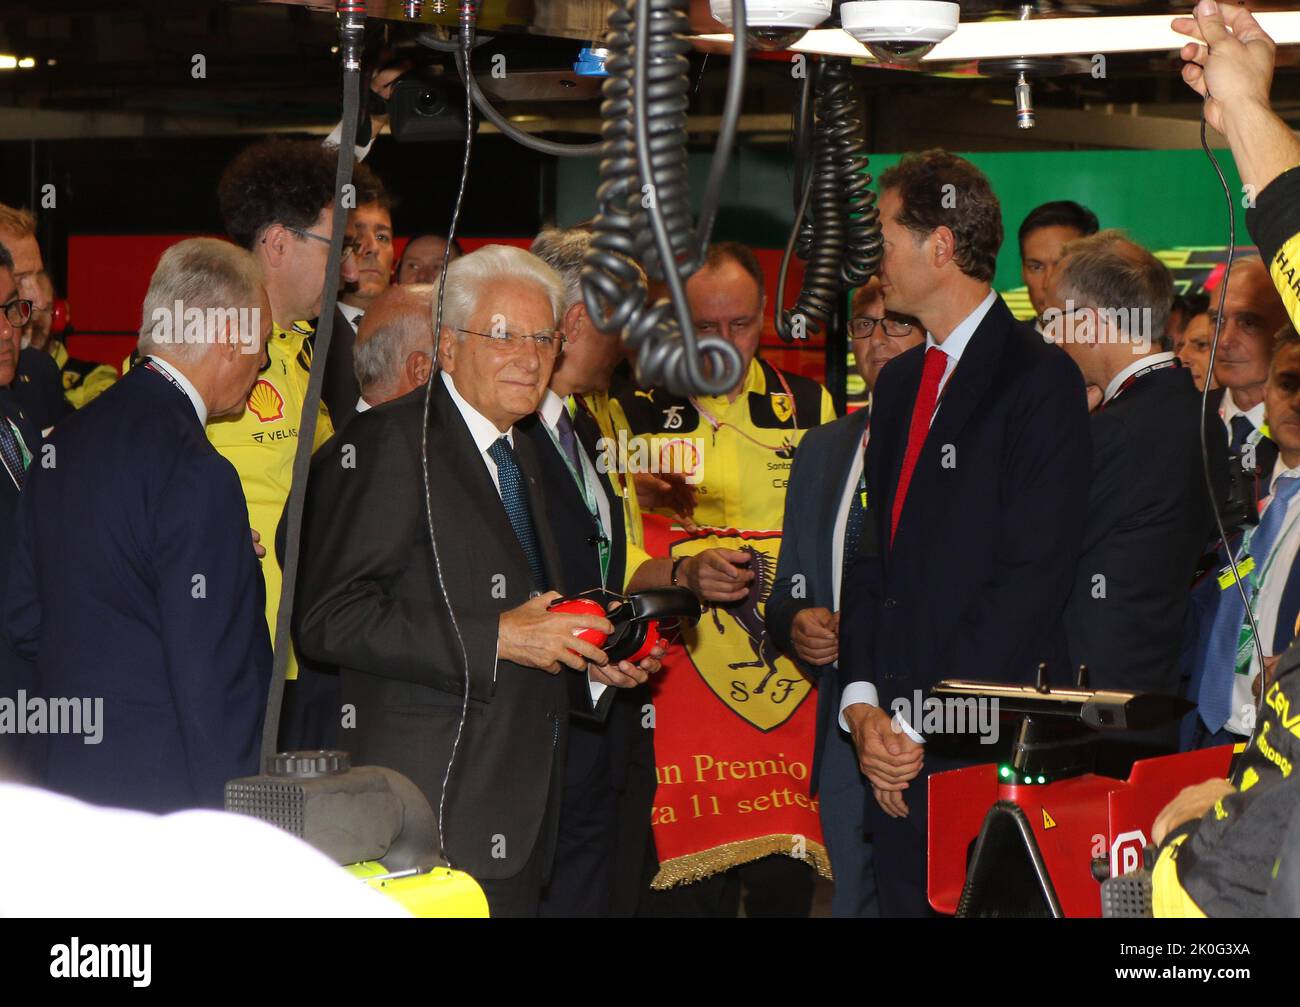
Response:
[624,621,662,665]
[547,597,610,649]
[50,298,70,337]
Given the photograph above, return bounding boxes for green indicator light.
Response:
[999,766,1010,778]
[1037,776,1046,784]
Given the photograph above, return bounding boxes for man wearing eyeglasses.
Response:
[326,161,394,424]
[295,245,661,917]
[209,138,358,705]
[0,243,40,763]
[767,274,922,917]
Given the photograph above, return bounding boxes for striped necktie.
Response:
[0,418,27,490]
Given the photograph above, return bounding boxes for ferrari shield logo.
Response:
[770,393,794,424]
[670,530,812,731]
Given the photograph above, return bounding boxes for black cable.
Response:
[822,59,883,288]
[420,0,481,869]
[1198,116,1267,718]
[581,0,744,396]
[261,3,364,762]
[450,48,603,158]
[689,23,747,270]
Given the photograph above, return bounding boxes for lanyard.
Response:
[689,365,800,453]
[1104,357,1178,408]
[578,394,641,551]
[543,402,610,588]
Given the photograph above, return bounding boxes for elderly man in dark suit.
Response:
[767,275,922,917]
[293,244,659,918]
[0,242,41,765]
[4,238,273,811]
[1051,231,1228,771]
[838,151,1091,916]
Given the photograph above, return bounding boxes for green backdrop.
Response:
[557,147,1248,294]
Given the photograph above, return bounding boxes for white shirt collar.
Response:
[538,388,568,430]
[1271,455,1300,497]
[440,369,513,452]
[924,290,997,366]
[1103,351,1177,405]
[147,356,208,426]
[338,302,366,329]
[1222,388,1267,432]
[355,395,372,413]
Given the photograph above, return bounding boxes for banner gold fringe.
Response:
[650,834,833,890]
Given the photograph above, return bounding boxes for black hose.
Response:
[581,0,744,396]
[821,58,883,287]
[776,56,882,341]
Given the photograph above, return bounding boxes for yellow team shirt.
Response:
[581,389,650,589]
[613,357,836,533]
[50,340,117,410]
[207,322,334,679]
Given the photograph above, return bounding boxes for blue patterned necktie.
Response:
[1198,474,1300,732]
[487,436,546,589]
[0,418,26,490]
[842,463,866,588]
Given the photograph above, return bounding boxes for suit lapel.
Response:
[923,297,1011,462]
[430,378,537,588]
[817,409,869,603]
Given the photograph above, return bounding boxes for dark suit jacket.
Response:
[839,296,1090,829]
[767,406,872,793]
[3,364,271,811]
[320,304,360,425]
[1208,385,1278,522]
[1064,366,1229,695]
[13,347,69,430]
[0,388,40,756]
[293,377,570,881]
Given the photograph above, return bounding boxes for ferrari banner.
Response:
[643,514,830,888]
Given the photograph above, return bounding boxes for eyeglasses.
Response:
[457,327,565,354]
[850,315,915,340]
[0,298,32,327]
[281,226,360,261]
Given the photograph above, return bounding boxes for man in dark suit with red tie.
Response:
[838,151,1091,916]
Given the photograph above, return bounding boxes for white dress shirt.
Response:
[1102,351,1177,405]
[837,289,998,741]
[1221,388,1267,446]
[1226,458,1300,736]
[338,301,365,333]
[443,372,607,701]
[831,432,867,612]
[441,369,513,493]
[147,356,208,426]
[355,395,372,414]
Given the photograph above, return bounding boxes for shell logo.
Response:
[247,379,285,423]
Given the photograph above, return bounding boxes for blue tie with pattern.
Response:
[488,436,546,589]
[1230,414,1255,456]
[0,418,27,490]
[1198,475,1300,732]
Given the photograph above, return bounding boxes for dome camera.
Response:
[709,0,832,51]
[839,0,960,66]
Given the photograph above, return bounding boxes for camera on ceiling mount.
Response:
[839,0,960,64]
[708,0,833,52]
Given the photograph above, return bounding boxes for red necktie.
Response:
[890,346,948,544]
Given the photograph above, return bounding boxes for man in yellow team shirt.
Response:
[211,138,357,693]
[613,242,836,917]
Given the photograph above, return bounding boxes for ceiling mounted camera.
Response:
[839,0,960,65]
[709,0,833,52]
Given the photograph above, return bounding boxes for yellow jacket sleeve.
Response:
[1246,164,1300,331]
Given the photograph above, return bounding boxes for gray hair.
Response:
[354,284,435,399]
[137,238,264,362]
[530,228,591,309]
[439,244,565,336]
[1055,228,1174,346]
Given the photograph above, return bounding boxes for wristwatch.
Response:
[671,556,686,587]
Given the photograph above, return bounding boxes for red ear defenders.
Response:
[548,588,701,664]
[50,298,70,337]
